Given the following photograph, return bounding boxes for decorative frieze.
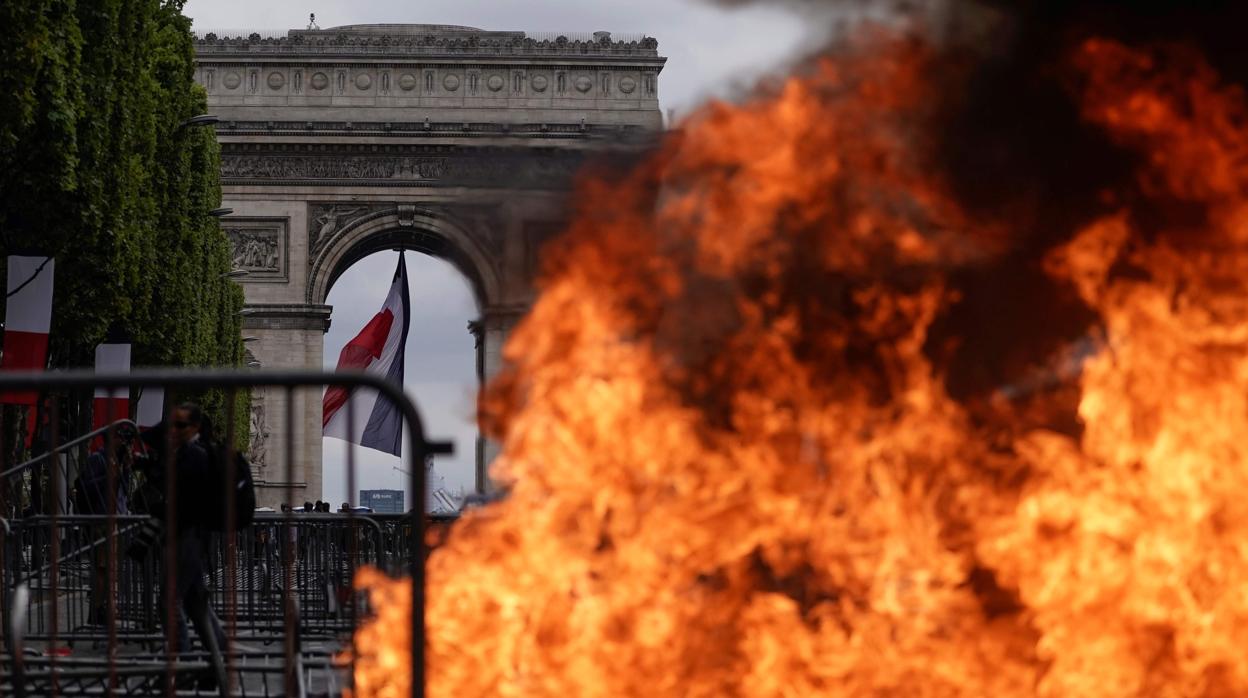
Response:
[220,144,588,189]
[201,64,654,103]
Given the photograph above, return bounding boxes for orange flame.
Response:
[342,567,411,698]
[348,32,1248,697]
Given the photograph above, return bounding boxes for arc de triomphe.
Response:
[194,23,666,506]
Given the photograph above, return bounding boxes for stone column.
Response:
[242,304,331,508]
[473,305,528,493]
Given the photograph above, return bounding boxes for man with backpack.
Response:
[145,403,229,689]
[129,400,257,689]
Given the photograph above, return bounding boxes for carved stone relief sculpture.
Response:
[222,149,585,190]
[249,70,259,93]
[225,154,449,181]
[309,204,371,257]
[293,70,303,93]
[248,390,270,468]
[225,220,288,281]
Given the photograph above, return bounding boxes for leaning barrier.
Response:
[0,369,451,697]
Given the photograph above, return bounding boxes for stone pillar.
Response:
[475,305,526,493]
[242,304,331,508]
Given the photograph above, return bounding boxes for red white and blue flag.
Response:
[323,253,410,456]
[91,336,131,443]
[1,256,55,405]
[135,387,165,430]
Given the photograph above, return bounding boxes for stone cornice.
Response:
[196,57,667,70]
[241,303,332,331]
[194,29,662,60]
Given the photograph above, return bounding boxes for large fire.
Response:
[348,19,1248,698]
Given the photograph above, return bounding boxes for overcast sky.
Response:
[183,0,815,509]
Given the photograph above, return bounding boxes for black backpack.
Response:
[204,444,257,531]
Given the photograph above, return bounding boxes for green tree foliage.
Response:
[0,0,245,443]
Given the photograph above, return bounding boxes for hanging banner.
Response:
[1,256,54,412]
[91,338,131,444]
[135,387,165,430]
[1,256,55,446]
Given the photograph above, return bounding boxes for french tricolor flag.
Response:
[1,256,55,406]
[91,334,131,437]
[323,253,410,456]
[135,387,165,430]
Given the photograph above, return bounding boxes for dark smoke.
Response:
[693,0,1248,421]
[923,1,1248,408]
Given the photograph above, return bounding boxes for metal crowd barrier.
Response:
[0,419,142,522]
[0,369,450,697]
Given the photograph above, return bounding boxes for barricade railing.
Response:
[368,513,460,572]
[0,369,450,697]
[0,418,141,522]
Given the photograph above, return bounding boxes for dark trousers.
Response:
[160,527,226,656]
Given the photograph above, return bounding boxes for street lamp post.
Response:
[179,114,219,129]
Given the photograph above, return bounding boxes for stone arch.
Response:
[307,206,501,308]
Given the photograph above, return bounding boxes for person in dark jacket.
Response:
[75,426,136,625]
[141,403,226,687]
[75,429,135,516]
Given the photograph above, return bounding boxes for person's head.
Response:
[171,403,203,448]
[112,425,137,462]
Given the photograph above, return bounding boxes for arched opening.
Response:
[320,249,480,513]
[307,208,501,308]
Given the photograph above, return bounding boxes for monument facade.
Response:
[194,23,666,506]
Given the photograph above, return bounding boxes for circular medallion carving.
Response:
[223,72,241,89]
[267,72,286,90]
[398,73,417,91]
[487,74,504,92]
[531,75,549,92]
[354,73,373,90]
[575,75,593,93]
[310,72,329,90]
[619,76,637,94]
[443,74,461,91]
